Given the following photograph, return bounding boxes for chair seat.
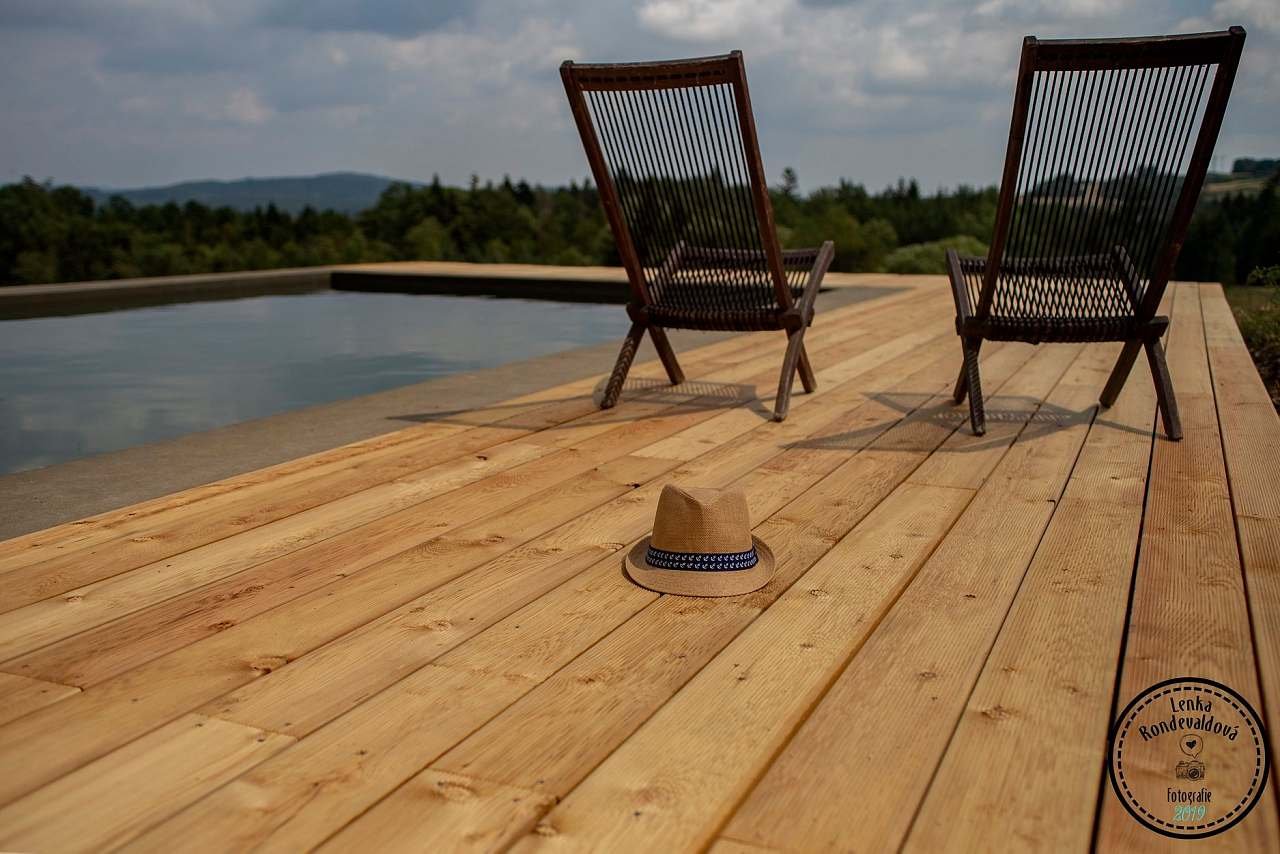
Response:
[952,253,1154,343]
[645,305,787,331]
[959,314,1152,343]
[640,247,820,332]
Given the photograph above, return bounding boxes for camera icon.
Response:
[1176,760,1207,781]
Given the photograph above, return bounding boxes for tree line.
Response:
[1,169,1275,287]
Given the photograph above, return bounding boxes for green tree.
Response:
[405,217,456,260]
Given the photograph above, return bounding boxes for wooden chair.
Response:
[949,28,1246,439]
[561,52,834,422]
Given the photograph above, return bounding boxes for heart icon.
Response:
[1181,735,1202,757]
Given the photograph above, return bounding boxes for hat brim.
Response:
[624,536,775,597]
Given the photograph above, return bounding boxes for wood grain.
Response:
[0,275,1274,850]
[317,770,554,854]
[2,290,946,671]
[1093,285,1279,851]
[124,336,989,852]
[0,714,292,852]
[0,292,945,807]
[506,482,974,852]
[725,343,1107,851]
[0,671,80,725]
[438,345,1041,802]
[193,323,956,741]
[1201,283,1280,784]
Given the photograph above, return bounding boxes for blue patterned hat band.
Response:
[644,544,759,572]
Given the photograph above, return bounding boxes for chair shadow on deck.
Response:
[787,391,1096,454]
[590,376,768,411]
[386,376,768,432]
[387,380,1152,449]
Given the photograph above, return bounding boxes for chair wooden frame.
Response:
[561,52,835,422]
[949,28,1246,440]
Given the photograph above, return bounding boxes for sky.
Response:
[0,0,1276,193]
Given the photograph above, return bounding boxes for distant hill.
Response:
[81,171,414,214]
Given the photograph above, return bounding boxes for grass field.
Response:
[1225,283,1280,409]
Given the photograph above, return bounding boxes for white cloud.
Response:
[637,0,792,42]
[218,88,271,124]
[974,0,1117,19]
[0,0,1275,191]
[1210,0,1280,33]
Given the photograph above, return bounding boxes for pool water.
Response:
[0,291,632,475]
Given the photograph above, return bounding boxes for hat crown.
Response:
[650,485,753,554]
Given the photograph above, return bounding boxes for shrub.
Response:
[882,235,987,275]
[1246,265,1280,288]
[1229,284,1280,409]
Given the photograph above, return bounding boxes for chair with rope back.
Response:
[950,28,1246,439]
[561,52,835,422]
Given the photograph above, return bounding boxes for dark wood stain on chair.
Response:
[949,28,1246,440]
[561,52,834,422]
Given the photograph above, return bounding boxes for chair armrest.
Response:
[1109,244,1142,309]
[947,249,976,321]
[785,240,833,328]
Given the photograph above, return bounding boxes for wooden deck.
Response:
[0,277,1277,851]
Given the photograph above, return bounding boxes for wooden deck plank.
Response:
[0,671,80,726]
[709,840,781,854]
[0,381,635,607]
[127,664,546,853]
[508,481,974,851]
[315,770,554,854]
[488,350,1078,850]
[196,329,963,741]
[435,344,1049,803]
[0,289,943,661]
[6,413,749,687]
[0,440,557,662]
[115,331,984,852]
[815,333,1147,845]
[0,283,937,573]
[0,289,887,585]
[0,406,744,681]
[5,307,948,685]
[0,297,947,807]
[1201,283,1280,785]
[898,338,1157,851]
[1,274,1275,850]
[0,454,680,807]
[722,342,1109,851]
[0,421,468,567]
[1093,285,1280,850]
[0,714,292,853]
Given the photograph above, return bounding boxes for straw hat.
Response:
[625,484,774,597]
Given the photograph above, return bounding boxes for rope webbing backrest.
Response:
[562,53,793,313]
[978,29,1245,322]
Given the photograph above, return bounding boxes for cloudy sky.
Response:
[1,0,1275,192]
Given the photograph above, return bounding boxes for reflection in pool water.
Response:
[0,291,632,475]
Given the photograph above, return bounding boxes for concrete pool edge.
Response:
[0,262,893,319]
[0,267,331,320]
[0,262,638,319]
[0,282,901,538]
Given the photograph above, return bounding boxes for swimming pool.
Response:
[0,291,632,475]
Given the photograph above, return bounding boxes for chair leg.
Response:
[773,328,808,422]
[961,337,985,436]
[1144,338,1182,441]
[1100,339,1143,407]
[601,322,644,410]
[797,344,817,394]
[952,360,969,404]
[647,326,685,385]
